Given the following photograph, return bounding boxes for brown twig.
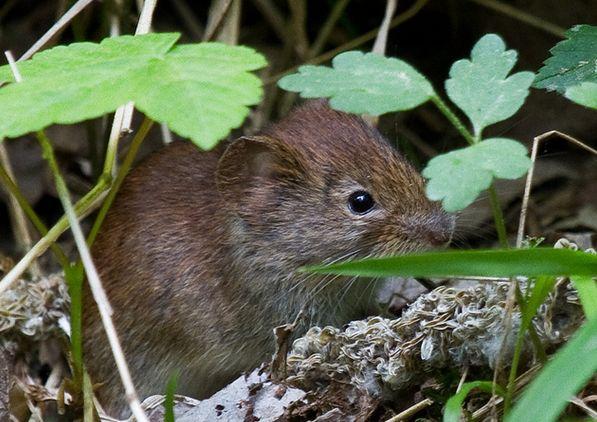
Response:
[384,398,434,421]
[516,130,597,248]
[365,0,398,126]
[171,0,204,39]
[203,0,234,42]
[250,0,294,52]
[467,0,566,38]
[265,0,430,85]
[19,0,98,61]
[372,0,397,55]
[37,131,148,422]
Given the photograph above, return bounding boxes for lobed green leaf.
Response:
[446,34,534,137]
[534,25,597,93]
[506,318,597,422]
[422,138,531,212]
[565,81,597,109]
[303,248,597,278]
[0,33,267,149]
[278,51,434,115]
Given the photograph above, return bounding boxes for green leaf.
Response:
[446,34,534,137]
[0,33,266,149]
[571,275,597,320]
[506,318,597,422]
[65,262,85,381]
[520,276,557,332]
[164,371,179,422]
[534,25,597,93]
[278,51,434,115]
[444,381,504,422]
[303,248,597,278]
[422,138,531,212]
[565,81,597,109]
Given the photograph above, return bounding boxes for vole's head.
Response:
[217,101,454,271]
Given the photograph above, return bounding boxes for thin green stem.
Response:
[488,185,509,248]
[64,262,84,381]
[504,280,549,413]
[87,117,154,246]
[431,95,510,247]
[0,160,69,267]
[430,95,476,145]
[103,117,123,177]
[36,130,149,422]
[0,164,109,296]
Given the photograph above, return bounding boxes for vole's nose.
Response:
[405,211,455,247]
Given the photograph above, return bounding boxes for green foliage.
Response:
[0,33,266,149]
[503,275,556,410]
[534,25,597,93]
[278,34,533,215]
[444,381,504,422]
[303,248,597,278]
[446,34,534,138]
[506,317,597,422]
[164,371,179,422]
[278,51,434,115]
[571,275,597,320]
[64,262,85,381]
[565,81,597,109]
[423,138,531,211]
[519,277,558,333]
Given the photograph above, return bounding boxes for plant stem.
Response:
[431,95,510,245]
[0,161,69,267]
[87,117,154,246]
[265,0,430,85]
[467,0,566,38]
[504,282,549,412]
[36,130,149,422]
[488,185,509,248]
[65,263,84,380]
[0,173,109,296]
[430,95,476,145]
[0,144,36,264]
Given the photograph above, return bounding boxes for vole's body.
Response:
[84,102,453,417]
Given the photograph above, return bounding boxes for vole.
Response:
[83,101,454,417]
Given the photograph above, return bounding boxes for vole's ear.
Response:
[216,135,306,207]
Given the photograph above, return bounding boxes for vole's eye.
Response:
[348,190,375,215]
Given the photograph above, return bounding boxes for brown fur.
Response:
[83,101,454,417]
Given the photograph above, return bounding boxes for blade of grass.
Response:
[444,381,505,422]
[571,275,597,320]
[65,262,85,381]
[164,371,179,422]
[303,248,597,278]
[505,318,597,422]
[504,276,557,412]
